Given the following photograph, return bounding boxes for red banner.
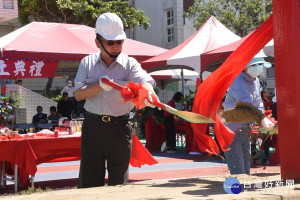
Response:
[0,59,59,78]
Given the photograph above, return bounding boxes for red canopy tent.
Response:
[201,33,274,72]
[141,16,241,73]
[0,22,167,78]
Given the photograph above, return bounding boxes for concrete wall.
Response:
[20,77,68,94]
[6,84,58,124]
[128,0,165,48]
[128,0,196,49]
[183,17,196,41]
[0,18,19,37]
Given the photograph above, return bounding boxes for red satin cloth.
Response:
[0,135,157,187]
[130,135,158,167]
[191,15,274,155]
[119,82,158,110]
[144,117,195,153]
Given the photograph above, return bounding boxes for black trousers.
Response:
[263,136,270,159]
[78,113,132,188]
[272,102,277,120]
[163,116,176,148]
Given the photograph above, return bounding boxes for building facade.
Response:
[128,0,196,49]
[0,0,18,23]
[0,0,19,37]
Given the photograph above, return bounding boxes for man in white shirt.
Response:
[74,12,157,188]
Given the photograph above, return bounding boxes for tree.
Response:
[18,0,150,96]
[184,0,272,37]
[18,0,150,29]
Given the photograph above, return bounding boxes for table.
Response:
[145,116,166,151]
[0,136,81,192]
[173,121,195,153]
[7,123,58,131]
[145,117,195,153]
[0,134,157,192]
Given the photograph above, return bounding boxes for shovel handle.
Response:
[101,78,215,123]
[101,78,124,91]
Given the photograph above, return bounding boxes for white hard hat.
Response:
[246,50,272,68]
[95,12,126,40]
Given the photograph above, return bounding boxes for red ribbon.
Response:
[191,15,274,155]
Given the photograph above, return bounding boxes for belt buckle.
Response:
[102,115,111,122]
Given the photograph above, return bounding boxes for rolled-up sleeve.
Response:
[74,58,88,91]
[129,58,156,87]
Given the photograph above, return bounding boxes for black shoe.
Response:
[262,158,269,165]
[167,148,176,153]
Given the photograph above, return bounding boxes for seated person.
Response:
[163,92,184,153]
[32,106,47,125]
[57,92,73,120]
[17,79,23,86]
[47,106,62,124]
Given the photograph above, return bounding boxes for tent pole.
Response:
[181,68,184,96]
[161,80,165,102]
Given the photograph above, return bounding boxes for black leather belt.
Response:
[87,112,129,123]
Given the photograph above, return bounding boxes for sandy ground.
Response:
[2,169,300,200]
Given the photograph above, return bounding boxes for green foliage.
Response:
[184,0,272,36]
[44,88,62,102]
[18,0,150,30]
[0,96,13,124]
[9,89,22,109]
[50,95,63,103]
[0,90,22,124]
[135,107,163,125]
[179,90,195,111]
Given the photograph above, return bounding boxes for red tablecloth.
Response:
[145,117,166,151]
[0,136,81,187]
[145,117,198,153]
[0,135,157,187]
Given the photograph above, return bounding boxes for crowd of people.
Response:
[31,80,86,127]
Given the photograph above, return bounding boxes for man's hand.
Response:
[99,75,113,91]
[261,117,274,127]
[144,90,159,108]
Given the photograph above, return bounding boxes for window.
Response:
[3,0,14,9]
[166,9,174,43]
[167,28,174,42]
[167,10,173,26]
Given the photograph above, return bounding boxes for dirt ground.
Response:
[2,169,300,200]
